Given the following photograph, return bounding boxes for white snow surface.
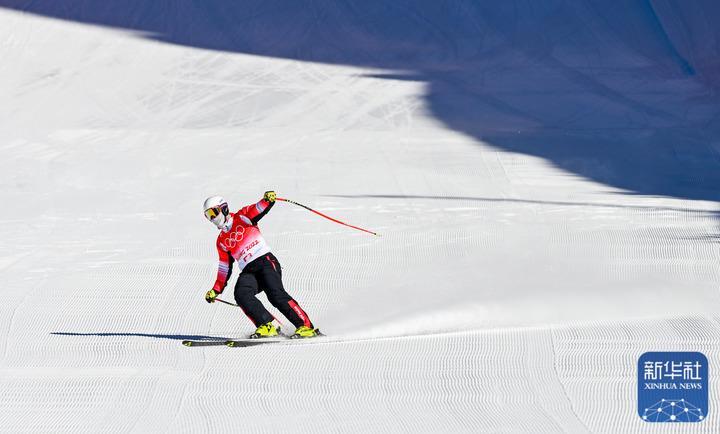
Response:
[1,2,720,433]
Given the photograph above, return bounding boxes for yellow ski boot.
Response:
[290,325,320,339]
[249,322,279,339]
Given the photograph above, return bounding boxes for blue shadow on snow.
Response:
[1,1,719,205]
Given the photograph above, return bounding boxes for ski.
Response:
[225,339,284,347]
[182,330,325,347]
[225,330,325,347]
[181,340,229,347]
[181,338,289,347]
[181,336,295,347]
[182,337,290,347]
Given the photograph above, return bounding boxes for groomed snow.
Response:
[0,2,719,432]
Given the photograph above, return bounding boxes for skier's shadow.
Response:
[51,332,228,342]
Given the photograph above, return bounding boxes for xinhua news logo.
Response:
[638,352,708,422]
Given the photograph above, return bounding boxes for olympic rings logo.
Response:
[223,227,245,249]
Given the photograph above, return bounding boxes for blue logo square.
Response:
[638,352,708,422]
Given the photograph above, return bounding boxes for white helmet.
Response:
[203,195,230,229]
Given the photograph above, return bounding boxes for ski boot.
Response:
[249,322,279,339]
[290,325,320,339]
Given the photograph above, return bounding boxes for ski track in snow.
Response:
[0,3,719,433]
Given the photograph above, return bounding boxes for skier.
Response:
[203,191,319,339]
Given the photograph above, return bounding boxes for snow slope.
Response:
[0,2,719,432]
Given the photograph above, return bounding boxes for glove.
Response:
[205,289,218,303]
[263,191,276,202]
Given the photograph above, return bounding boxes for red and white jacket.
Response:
[212,198,274,293]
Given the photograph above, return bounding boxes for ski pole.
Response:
[276,197,379,236]
[215,298,286,328]
[215,298,239,308]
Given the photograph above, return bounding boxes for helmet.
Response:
[203,195,230,229]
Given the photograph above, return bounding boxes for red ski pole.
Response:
[277,197,379,236]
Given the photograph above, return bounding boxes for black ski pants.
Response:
[234,253,313,330]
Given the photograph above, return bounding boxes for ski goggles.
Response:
[204,204,228,220]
